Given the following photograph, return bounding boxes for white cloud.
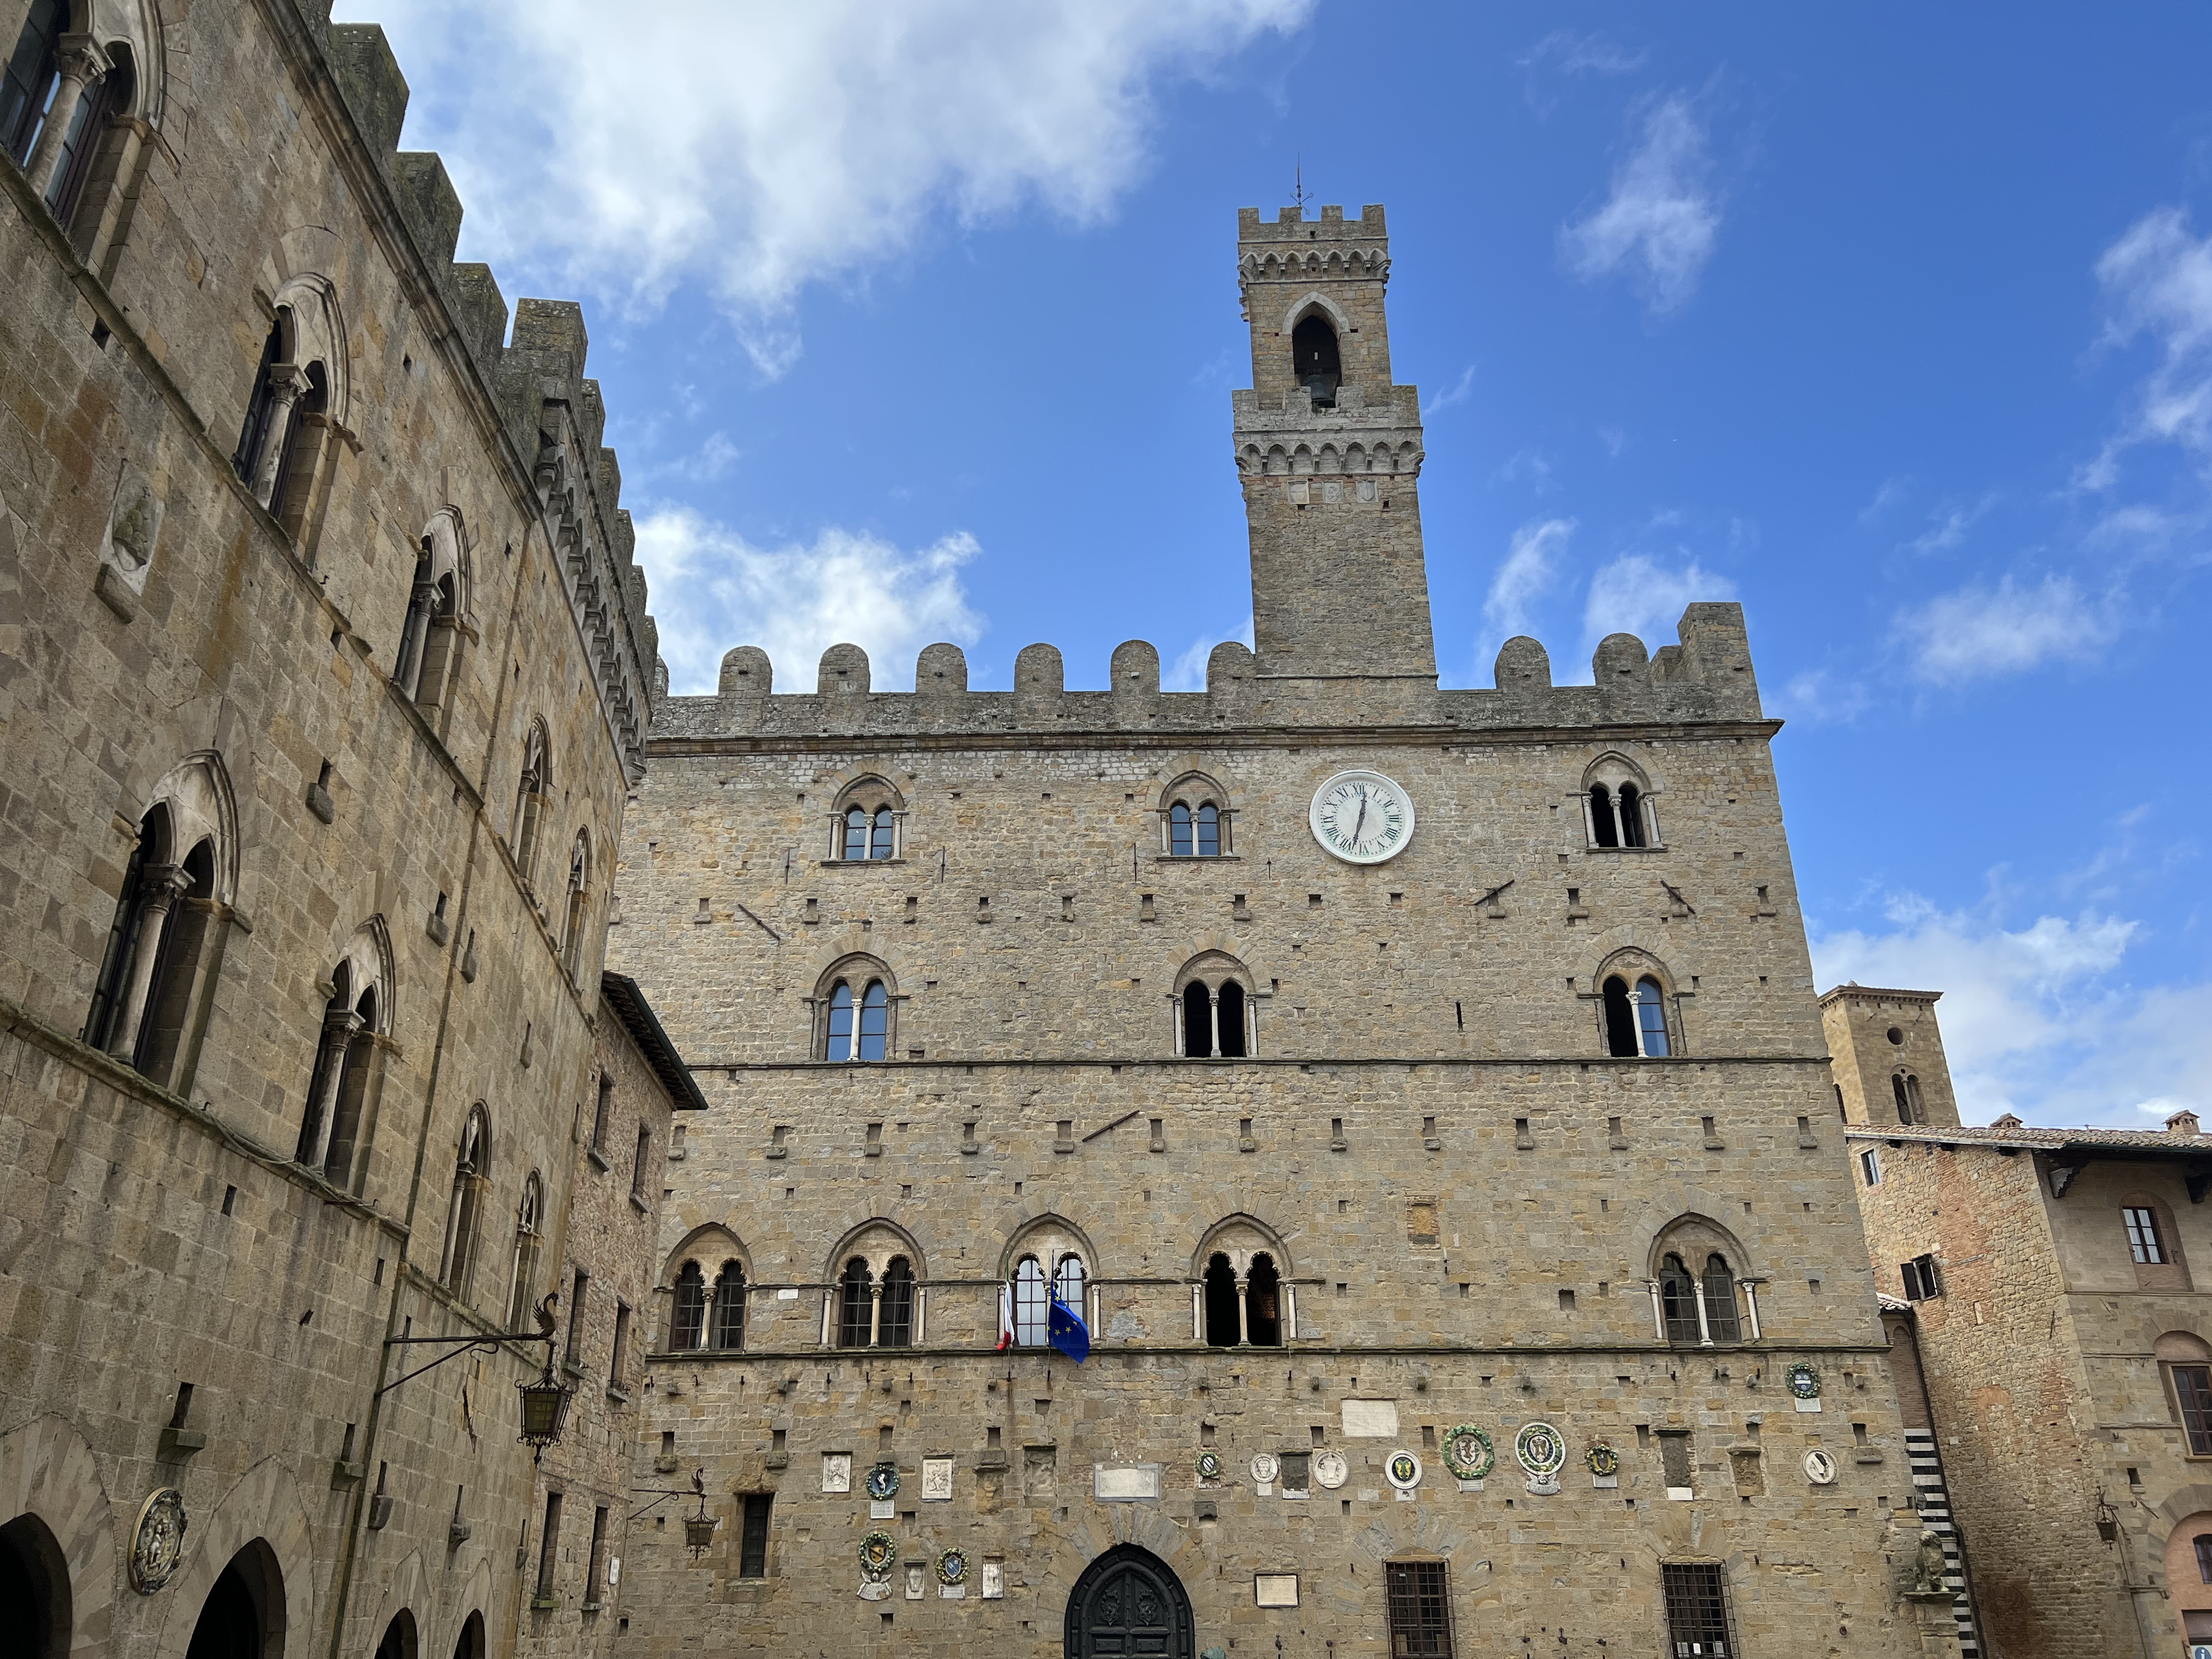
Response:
[1560,95,1721,313]
[1904,492,1997,555]
[1771,667,1870,727]
[632,509,984,695]
[1516,31,1646,114]
[345,0,1313,373]
[1423,365,1477,417]
[1580,551,1734,652]
[1897,572,2117,684]
[1477,517,1572,671]
[1811,895,2210,1127]
[1164,617,1255,692]
[2085,205,2212,486]
[1857,474,1911,523]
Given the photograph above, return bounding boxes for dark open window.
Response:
[1245,1253,1281,1345]
[1203,1253,1239,1347]
[1216,981,1247,1058]
[1660,1254,1701,1344]
[583,1505,609,1603]
[1618,781,1647,846]
[1901,1254,1942,1301]
[837,1259,873,1348]
[2195,1534,2212,1584]
[1384,1560,1452,1657]
[232,322,285,486]
[671,1261,706,1351]
[1601,976,1639,1057]
[534,1491,562,1599]
[877,1256,914,1347]
[1292,314,1340,407]
[1183,982,1213,1057]
[2173,1364,2212,1455]
[1661,1562,1735,1656]
[0,0,65,167]
[738,1494,772,1579]
[710,1262,745,1350]
[1590,783,1620,848]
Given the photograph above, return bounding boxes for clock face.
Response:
[1310,770,1415,864]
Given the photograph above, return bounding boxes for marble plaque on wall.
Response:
[1342,1399,1400,1438]
[1093,1464,1162,1501]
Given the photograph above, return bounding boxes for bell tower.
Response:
[1232,203,1436,684]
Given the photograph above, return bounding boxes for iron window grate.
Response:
[1662,1562,1736,1657]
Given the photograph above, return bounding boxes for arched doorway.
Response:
[185,1540,283,1659]
[374,1609,417,1659]
[450,1610,486,1659]
[1065,1545,1194,1659]
[0,1511,72,1658]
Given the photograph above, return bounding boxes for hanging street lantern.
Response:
[683,1468,718,1557]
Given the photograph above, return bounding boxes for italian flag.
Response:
[996,1281,1015,1352]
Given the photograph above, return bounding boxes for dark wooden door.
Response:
[1066,1547,1193,1659]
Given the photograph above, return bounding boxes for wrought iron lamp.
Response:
[683,1468,718,1557]
[378,1292,572,1458]
[2095,1491,2120,1544]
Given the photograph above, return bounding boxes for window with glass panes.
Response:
[2195,1533,2212,1584]
[2124,1206,2166,1264]
[2174,1364,2212,1455]
[1384,1561,1452,1657]
[1661,1562,1735,1656]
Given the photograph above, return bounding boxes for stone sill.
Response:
[820,858,908,868]
[607,1384,630,1406]
[1152,854,1243,863]
[1582,844,1670,855]
[587,1146,611,1173]
[630,1190,649,1214]
[529,1597,560,1613]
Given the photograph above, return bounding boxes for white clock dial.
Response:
[1310,769,1415,865]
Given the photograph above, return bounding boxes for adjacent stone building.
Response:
[1832,985,2212,1659]
[0,3,692,1656]
[607,204,1953,1658]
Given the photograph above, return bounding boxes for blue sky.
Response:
[345,2,2212,1129]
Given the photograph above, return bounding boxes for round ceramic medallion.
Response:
[1308,770,1416,865]
[1440,1424,1494,1482]
[129,1488,188,1595]
[1515,1422,1567,1480]
[1584,1441,1620,1479]
[1249,1453,1280,1485]
[1803,1449,1839,1486]
[1196,1451,1224,1483]
[1313,1450,1349,1490]
[858,1532,897,1577]
[1385,1451,1423,1491]
[936,1547,970,1587]
[865,1462,901,1501]
[1787,1363,1822,1400]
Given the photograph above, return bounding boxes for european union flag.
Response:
[1047,1295,1090,1363]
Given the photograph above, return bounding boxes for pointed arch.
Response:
[1191,1213,1292,1282]
[152,1457,314,1659]
[295,916,395,1190]
[0,1415,112,1658]
[1065,1545,1194,1659]
[510,720,551,887]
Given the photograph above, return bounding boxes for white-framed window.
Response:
[1860,1148,1882,1187]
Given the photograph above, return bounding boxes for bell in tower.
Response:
[1231,204,1436,692]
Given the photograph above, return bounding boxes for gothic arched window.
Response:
[512,723,550,888]
[0,0,66,169]
[507,1173,543,1330]
[440,1105,492,1298]
[1701,1254,1741,1343]
[1601,969,1673,1058]
[1246,1253,1282,1347]
[711,1261,747,1351]
[1013,1255,1049,1348]
[1590,782,1620,848]
[823,975,891,1062]
[1292,313,1340,406]
[670,1261,707,1352]
[1658,1253,1700,1344]
[1203,1254,1239,1348]
[559,832,592,984]
[833,780,902,860]
[878,1257,915,1348]
[1178,953,1255,1059]
[1616,781,1647,847]
[837,1259,874,1349]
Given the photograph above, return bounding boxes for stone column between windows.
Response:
[1693,1276,1714,1347]
[26,35,108,202]
[104,863,190,1062]
[1209,990,1222,1058]
[868,1281,881,1348]
[1190,1285,1202,1342]
[819,1291,832,1347]
[914,1288,926,1344]
[397,568,439,698]
[1644,1279,1665,1343]
[1235,1277,1249,1346]
[1284,1285,1297,1341]
[301,1005,366,1171]
[1740,1278,1763,1340]
[251,366,309,507]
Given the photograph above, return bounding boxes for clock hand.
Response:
[1352,794,1368,845]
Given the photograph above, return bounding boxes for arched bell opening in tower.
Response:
[1292,313,1340,407]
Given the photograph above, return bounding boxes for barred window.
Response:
[1384,1560,1452,1657]
[2125,1206,2166,1265]
[738,1494,772,1579]
[1661,1562,1735,1656]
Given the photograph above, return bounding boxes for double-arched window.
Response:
[1203,1251,1284,1347]
[1011,1253,1087,1348]
[671,1259,748,1352]
[506,1174,543,1330]
[832,778,902,860]
[1177,953,1253,1059]
[559,831,592,984]
[1892,1073,1924,1125]
[4,0,160,262]
[818,958,895,1062]
[295,922,393,1192]
[1161,773,1233,857]
[837,1256,915,1348]
[394,511,470,712]
[1601,972,1672,1058]
[512,722,551,889]
[1658,1252,1741,1344]
[843,806,894,860]
[440,1105,492,1300]
[1584,755,1659,849]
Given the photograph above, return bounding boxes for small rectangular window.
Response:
[738,1493,773,1578]
[1901,1254,1942,1302]
[1661,1562,1735,1656]
[2195,1533,2212,1584]
[2124,1206,2166,1265]
[632,1125,651,1198]
[584,1504,609,1601]
[534,1491,563,1598]
[611,1301,632,1384]
[1384,1559,1452,1657]
[2174,1365,2212,1456]
[1860,1149,1881,1187]
[566,1268,589,1364]
[591,1074,612,1152]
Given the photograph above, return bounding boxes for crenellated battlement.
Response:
[319,15,660,776]
[649,604,1764,744]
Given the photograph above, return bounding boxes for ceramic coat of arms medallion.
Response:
[1515,1422,1567,1495]
[1440,1423,1494,1484]
[130,1488,187,1594]
[937,1547,971,1592]
[865,1462,901,1501]
[1196,1451,1224,1484]
[1249,1453,1280,1487]
[1584,1441,1620,1488]
[1787,1363,1824,1412]
[1313,1450,1349,1490]
[1385,1451,1423,1494]
[1803,1449,1839,1486]
[857,1531,896,1600]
